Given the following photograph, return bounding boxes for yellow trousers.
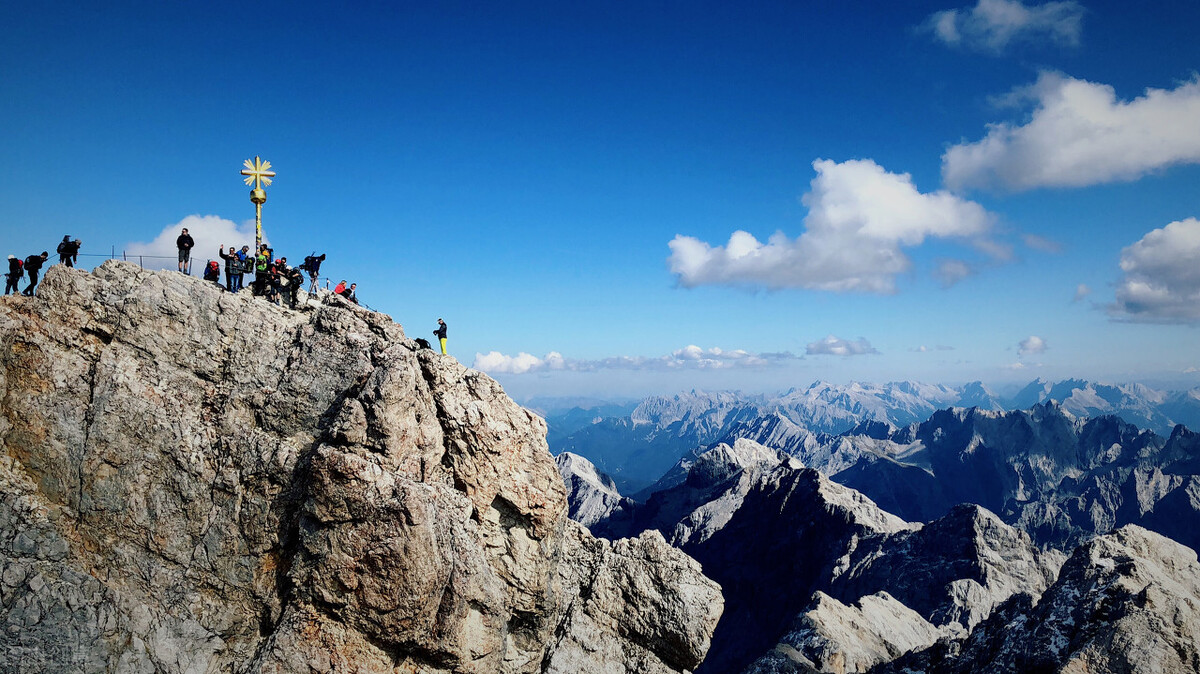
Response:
[439,337,447,355]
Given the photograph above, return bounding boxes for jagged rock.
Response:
[634,439,800,549]
[554,452,636,538]
[829,504,1064,631]
[745,592,945,674]
[879,525,1200,673]
[595,440,1084,673]
[833,403,1200,550]
[736,505,1062,674]
[632,441,912,673]
[0,262,721,673]
[543,524,723,674]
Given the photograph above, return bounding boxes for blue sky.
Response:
[4,1,1200,400]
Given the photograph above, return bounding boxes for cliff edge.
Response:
[0,261,722,673]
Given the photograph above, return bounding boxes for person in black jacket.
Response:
[434,318,448,355]
[22,252,48,296]
[218,245,243,291]
[56,236,80,267]
[301,253,326,293]
[177,228,195,274]
[5,255,22,295]
[284,265,305,309]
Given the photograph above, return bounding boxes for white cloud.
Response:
[1018,335,1047,356]
[1107,218,1200,323]
[473,346,799,375]
[934,259,974,288]
[1022,233,1062,253]
[805,335,879,357]
[943,72,1200,191]
[1073,283,1091,302]
[911,344,957,353]
[126,214,261,271]
[926,0,1083,52]
[474,351,567,375]
[668,159,997,293]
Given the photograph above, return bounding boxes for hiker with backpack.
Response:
[57,236,80,267]
[301,253,326,293]
[434,318,448,355]
[283,264,305,309]
[203,260,221,286]
[253,245,272,296]
[232,245,252,292]
[22,252,48,296]
[177,228,195,274]
[5,255,23,295]
[274,257,295,308]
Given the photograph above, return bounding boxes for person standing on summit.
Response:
[434,318,448,355]
[218,245,243,291]
[57,236,81,267]
[177,228,195,274]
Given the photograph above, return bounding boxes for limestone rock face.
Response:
[828,504,1064,632]
[746,591,945,674]
[554,452,636,538]
[0,262,721,673]
[879,525,1200,674]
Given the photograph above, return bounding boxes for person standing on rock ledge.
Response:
[22,252,48,296]
[218,245,243,292]
[176,228,195,274]
[5,255,22,295]
[57,236,81,267]
[434,318,448,355]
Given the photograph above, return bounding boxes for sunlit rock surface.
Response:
[0,261,721,673]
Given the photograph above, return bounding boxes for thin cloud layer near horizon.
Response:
[3,0,1199,400]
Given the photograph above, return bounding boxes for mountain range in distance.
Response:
[554,400,1200,672]
[540,378,1200,494]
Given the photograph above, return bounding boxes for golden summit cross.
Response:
[241,156,275,190]
[240,156,276,251]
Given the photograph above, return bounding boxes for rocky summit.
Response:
[0,262,722,673]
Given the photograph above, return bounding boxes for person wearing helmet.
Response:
[5,255,23,295]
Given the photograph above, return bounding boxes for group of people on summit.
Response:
[3,236,82,296]
[5,229,449,354]
[175,228,356,311]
